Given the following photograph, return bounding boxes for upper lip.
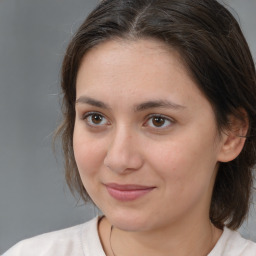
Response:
[105,183,155,191]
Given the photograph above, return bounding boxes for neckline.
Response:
[86,216,231,256]
[207,227,232,255]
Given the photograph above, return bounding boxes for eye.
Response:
[83,112,109,127]
[144,114,173,129]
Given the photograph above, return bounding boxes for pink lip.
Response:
[105,183,155,201]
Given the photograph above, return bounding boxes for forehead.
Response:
[75,38,210,111]
[79,38,185,71]
[77,38,192,91]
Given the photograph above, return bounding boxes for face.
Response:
[74,39,225,232]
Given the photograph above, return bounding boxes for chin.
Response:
[105,210,151,232]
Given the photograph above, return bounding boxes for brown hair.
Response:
[57,0,256,229]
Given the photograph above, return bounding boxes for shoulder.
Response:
[3,216,105,256]
[209,227,256,256]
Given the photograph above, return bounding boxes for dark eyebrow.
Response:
[76,96,185,111]
[75,96,111,109]
[134,100,186,112]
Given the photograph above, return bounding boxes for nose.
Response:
[104,127,144,174]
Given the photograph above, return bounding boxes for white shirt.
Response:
[3,217,256,256]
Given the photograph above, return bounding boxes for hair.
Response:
[56,0,256,230]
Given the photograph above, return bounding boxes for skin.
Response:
[73,39,245,256]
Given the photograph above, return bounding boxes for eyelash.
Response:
[144,114,173,129]
[82,112,110,127]
[82,112,174,129]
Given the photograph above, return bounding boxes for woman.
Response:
[4,0,256,255]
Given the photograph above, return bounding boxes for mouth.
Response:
[105,183,155,201]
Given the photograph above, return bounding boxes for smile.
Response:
[105,183,155,201]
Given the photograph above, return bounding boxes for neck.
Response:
[99,216,222,256]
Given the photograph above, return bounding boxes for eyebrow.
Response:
[76,96,111,109]
[75,96,186,111]
[134,100,186,111]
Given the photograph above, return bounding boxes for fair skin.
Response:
[73,39,245,256]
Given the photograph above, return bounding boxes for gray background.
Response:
[0,0,255,254]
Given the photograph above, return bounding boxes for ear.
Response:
[217,111,249,163]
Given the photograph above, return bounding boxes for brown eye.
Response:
[145,115,173,129]
[152,116,165,127]
[84,112,108,127]
[91,114,103,124]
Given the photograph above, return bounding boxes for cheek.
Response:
[73,128,106,179]
[147,135,218,193]
[147,139,218,218]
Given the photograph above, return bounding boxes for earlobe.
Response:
[217,112,249,163]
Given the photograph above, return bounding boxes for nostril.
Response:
[103,130,144,173]
[103,148,143,174]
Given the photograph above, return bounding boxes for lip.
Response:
[105,183,155,201]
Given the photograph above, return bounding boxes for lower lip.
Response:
[106,186,154,201]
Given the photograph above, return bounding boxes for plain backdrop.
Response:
[0,0,255,254]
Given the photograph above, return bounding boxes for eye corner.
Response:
[81,111,111,128]
[143,114,174,130]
